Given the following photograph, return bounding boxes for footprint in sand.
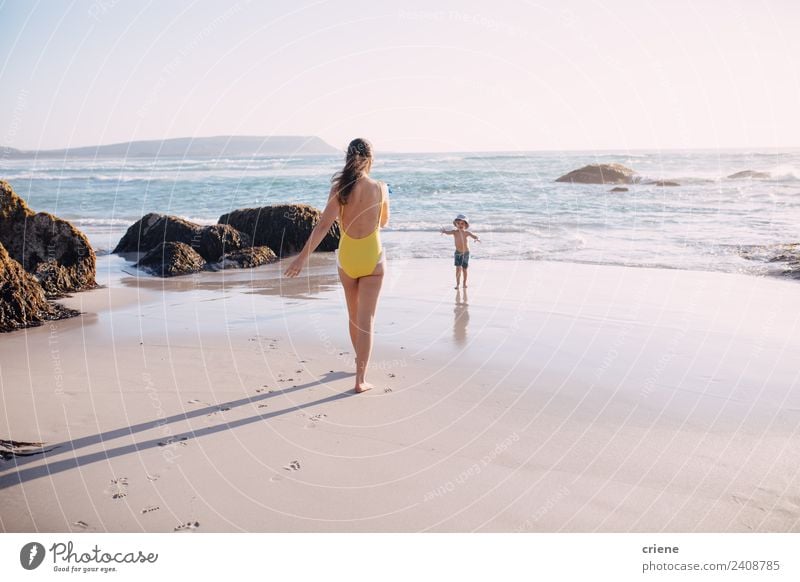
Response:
[730,487,796,522]
[146,473,160,482]
[384,387,393,393]
[73,520,89,529]
[141,505,160,514]
[284,460,301,471]
[388,373,396,378]
[270,474,283,482]
[158,437,188,448]
[107,477,128,500]
[206,406,231,417]
[257,404,269,409]
[173,521,200,532]
[187,399,202,404]
[305,413,327,429]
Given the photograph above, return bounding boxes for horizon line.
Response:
[3,134,800,157]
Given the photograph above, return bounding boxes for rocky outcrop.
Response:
[609,187,629,192]
[117,202,336,276]
[209,246,278,270]
[0,180,96,297]
[728,170,770,180]
[113,213,202,255]
[556,164,638,185]
[135,242,205,277]
[218,204,339,257]
[198,224,251,262]
[649,180,680,187]
[1,242,79,332]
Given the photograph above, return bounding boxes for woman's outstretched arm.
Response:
[284,187,339,277]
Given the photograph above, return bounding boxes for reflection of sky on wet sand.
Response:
[85,255,486,355]
[118,253,341,299]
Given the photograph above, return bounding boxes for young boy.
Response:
[440,214,480,288]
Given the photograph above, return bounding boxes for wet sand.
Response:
[1,255,799,532]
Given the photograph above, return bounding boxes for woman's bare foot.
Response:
[354,382,374,394]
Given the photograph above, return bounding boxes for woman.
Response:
[284,138,390,393]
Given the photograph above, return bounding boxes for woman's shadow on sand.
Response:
[0,371,354,488]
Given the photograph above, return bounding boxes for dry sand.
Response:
[1,254,799,532]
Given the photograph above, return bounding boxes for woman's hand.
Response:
[284,254,306,278]
[284,186,340,278]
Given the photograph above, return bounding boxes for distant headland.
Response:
[0,135,340,158]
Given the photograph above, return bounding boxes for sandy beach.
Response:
[2,254,799,533]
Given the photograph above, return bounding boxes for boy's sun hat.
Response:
[453,214,469,228]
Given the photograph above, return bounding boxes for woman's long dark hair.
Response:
[331,138,373,205]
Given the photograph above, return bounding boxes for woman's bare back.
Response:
[340,178,382,238]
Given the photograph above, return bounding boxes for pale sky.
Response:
[1,0,798,153]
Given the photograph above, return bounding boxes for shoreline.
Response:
[68,222,800,284]
[1,257,799,532]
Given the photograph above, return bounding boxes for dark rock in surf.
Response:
[609,187,629,192]
[556,163,638,185]
[207,246,278,270]
[135,241,205,277]
[218,204,339,257]
[0,241,79,332]
[727,170,770,180]
[198,224,251,262]
[738,243,800,278]
[0,180,97,298]
[113,213,203,255]
[649,180,680,187]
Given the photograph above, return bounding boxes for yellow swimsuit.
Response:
[336,181,385,278]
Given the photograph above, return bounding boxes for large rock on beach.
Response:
[728,170,770,180]
[113,213,203,255]
[556,163,638,185]
[208,246,278,270]
[198,224,251,262]
[218,204,339,257]
[0,180,96,297]
[135,242,205,277]
[0,242,79,332]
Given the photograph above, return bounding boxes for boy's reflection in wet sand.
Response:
[453,288,469,345]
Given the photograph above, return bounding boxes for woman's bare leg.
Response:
[353,264,384,393]
[338,268,359,351]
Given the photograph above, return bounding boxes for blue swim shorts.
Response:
[454,250,470,268]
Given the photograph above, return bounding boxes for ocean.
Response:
[3,149,799,277]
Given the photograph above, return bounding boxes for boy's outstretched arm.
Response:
[440,227,455,235]
[467,231,481,242]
